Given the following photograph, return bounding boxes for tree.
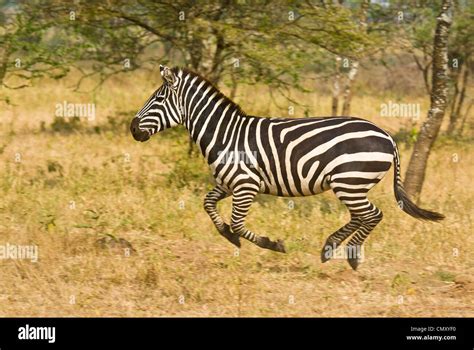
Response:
[446,1,474,136]
[0,0,74,103]
[324,0,380,116]
[38,1,313,92]
[341,0,369,116]
[31,0,375,153]
[402,1,473,137]
[404,0,453,200]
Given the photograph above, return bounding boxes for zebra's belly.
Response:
[258,170,332,197]
[256,151,393,197]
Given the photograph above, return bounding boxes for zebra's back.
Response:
[217,116,396,197]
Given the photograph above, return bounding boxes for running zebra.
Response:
[130,65,444,270]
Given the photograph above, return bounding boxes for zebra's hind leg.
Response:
[346,204,383,270]
[323,174,384,268]
[321,191,371,262]
[321,216,362,263]
[204,186,241,248]
[231,186,286,253]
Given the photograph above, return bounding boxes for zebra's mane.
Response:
[173,67,247,118]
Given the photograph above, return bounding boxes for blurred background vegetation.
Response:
[1,0,472,196]
[0,0,473,317]
[1,0,472,131]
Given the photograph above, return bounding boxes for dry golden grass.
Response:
[0,73,472,317]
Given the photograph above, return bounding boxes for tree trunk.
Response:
[341,61,359,115]
[341,0,368,116]
[412,53,432,95]
[458,100,472,137]
[331,55,341,115]
[0,39,12,87]
[447,60,470,135]
[446,64,461,135]
[404,0,453,200]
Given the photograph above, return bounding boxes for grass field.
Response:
[0,74,473,317]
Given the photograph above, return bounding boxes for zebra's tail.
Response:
[392,143,445,221]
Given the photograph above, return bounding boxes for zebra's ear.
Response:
[160,65,176,85]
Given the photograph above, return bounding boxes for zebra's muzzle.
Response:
[130,117,150,142]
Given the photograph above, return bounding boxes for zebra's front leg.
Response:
[231,187,286,253]
[204,186,241,248]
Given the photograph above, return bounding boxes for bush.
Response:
[166,155,212,191]
[50,117,83,133]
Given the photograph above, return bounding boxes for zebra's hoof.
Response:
[321,240,337,263]
[347,257,360,271]
[225,235,241,248]
[257,237,286,253]
[272,239,286,253]
[220,224,241,248]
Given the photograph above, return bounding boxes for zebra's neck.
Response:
[177,69,246,158]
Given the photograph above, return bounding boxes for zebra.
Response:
[130,65,444,270]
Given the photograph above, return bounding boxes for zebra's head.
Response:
[130,65,183,142]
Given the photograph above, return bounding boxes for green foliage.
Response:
[391,272,412,292]
[102,111,135,135]
[435,270,456,282]
[39,213,56,232]
[50,117,83,133]
[13,0,378,95]
[0,0,81,90]
[166,154,211,191]
[393,125,419,148]
[318,197,336,215]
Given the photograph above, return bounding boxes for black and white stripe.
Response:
[131,65,444,270]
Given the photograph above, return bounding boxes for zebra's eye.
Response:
[155,95,165,103]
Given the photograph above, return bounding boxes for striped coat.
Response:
[130,66,444,270]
